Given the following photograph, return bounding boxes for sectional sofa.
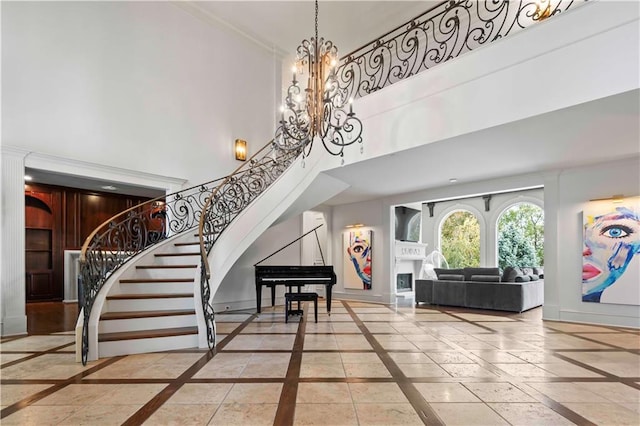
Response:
[415,267,544,313]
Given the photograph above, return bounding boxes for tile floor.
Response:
[1,300,639,425]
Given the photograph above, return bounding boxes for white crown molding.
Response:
[1,146,30,158]
[15,147,187,190]
[171,1,289,59]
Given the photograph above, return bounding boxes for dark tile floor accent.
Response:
[1,300,639,425]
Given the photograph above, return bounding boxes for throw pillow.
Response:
[515,275,531,282]
[502,266,520,282]
[470,275,500,282]
[533,267,544,279]
[528,274,539,281]
[438,274,464,281]
[434,268,464,279]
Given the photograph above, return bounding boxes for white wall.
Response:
[544,157,640,328]
[2,1,277,185]
[1,1,279,335]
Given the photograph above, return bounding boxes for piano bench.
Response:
[284,292,318,323]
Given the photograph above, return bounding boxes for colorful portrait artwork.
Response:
[343,230,372,290]
[582,197,640,305]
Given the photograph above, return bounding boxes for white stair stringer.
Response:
[197,147,338,349]
[75,232,203,362]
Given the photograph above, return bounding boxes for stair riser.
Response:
[171,244,201,254]
[106,298,195,312]
[98,333,199,358]
[99,315,197,334]
[153,255,201,266]
[129,268,197,280]
[119,282,195,294]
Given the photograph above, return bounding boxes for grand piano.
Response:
[254,225,337,314]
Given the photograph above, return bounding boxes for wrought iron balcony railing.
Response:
[336,0,587,100]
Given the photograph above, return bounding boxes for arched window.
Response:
[439,210,480,268]
[497,203,544,269]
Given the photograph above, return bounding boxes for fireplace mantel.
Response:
[394,241,428,295]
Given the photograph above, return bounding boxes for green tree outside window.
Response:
[440,211,480,268]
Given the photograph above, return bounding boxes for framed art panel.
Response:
[582,196,640,305]
[343,229,372,290]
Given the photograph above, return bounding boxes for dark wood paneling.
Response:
[24,183,152,302]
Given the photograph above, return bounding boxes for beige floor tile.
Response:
[303,335,338,350]
[469,350,526,363]
[0,335,75,352]
[222,335,265,350]
[300,362,346,378]
[344,362,391,378]
[301,352,342,364]
[563,402,640,425]
[574,382,640,403]
[240,361,289,378]
[349,383,408,403]
[387,352,433,364]
[379,340,420,350]
[209,402,278,425]
[509,351,562,363]
[489,402,575,425]
[397,363,450,378]
[576,333,640,349]
[58,404,142,425]
[535,361,603,377]
[294,403,358,425]
[304,322,334,333]
[364,323,397,333]
[0,384,52,407]
[168,384,232,404]
[414,383,480,402]
[259,334,296,350]
[463,382,536,402]
[404,334,439,342]
[34,384,117,405]
[1,405,78,425]
[523,382,607,402]
[340,352,379,363]
[354,403,423,425]
[439,363,498,378]
[1,353,103,380]
[331,323,361,333]
[493,363,556,377]
[318,314,353,322]
[452,341,497,350]
[0,353,33,365]
[296,383,351,404]
[224,383,283,403]
[414,340,455,350]
[430,402,509,425]
[144,403,217,425]
[425,351,475,364]
[335,335,372,350]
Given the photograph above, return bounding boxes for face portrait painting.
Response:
[582,200,640,304]
[344,230,372,290]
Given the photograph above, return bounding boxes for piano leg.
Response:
[270,285,276,307]
[326,283,332,315]
[256,282,263,313]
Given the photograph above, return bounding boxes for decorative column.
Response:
[1,147,28,336]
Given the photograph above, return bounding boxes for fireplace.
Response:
[396,273,413,293]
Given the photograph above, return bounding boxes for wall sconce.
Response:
[533,0,552,21]
[589,194,625,203]
[345,223,365,229]
[234,139,247,161]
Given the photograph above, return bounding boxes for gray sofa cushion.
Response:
[515,275,530,282]
[529,274,540,281]
[471,275,500,282]
[533,267,544,279]
[463,267,500,281]
[439,274,464,281]
[434,268,464,279]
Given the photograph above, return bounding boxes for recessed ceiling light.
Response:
[24,175,33,181]
[449,178,458,183]
[101,185,117,191]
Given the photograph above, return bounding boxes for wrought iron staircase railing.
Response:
[335,0,587,101]
[198,142,304,348]
[79,139,302,364]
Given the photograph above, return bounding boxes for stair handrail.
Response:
[78,140,277,364]
[197,140,305,348]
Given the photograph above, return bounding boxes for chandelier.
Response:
[274,0,363,162]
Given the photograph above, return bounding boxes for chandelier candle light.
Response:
[274,0,363,164]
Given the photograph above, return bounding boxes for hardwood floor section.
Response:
[26,302,79,334]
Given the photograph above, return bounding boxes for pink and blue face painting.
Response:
[347,233,372,290]
[582,206,640,302]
